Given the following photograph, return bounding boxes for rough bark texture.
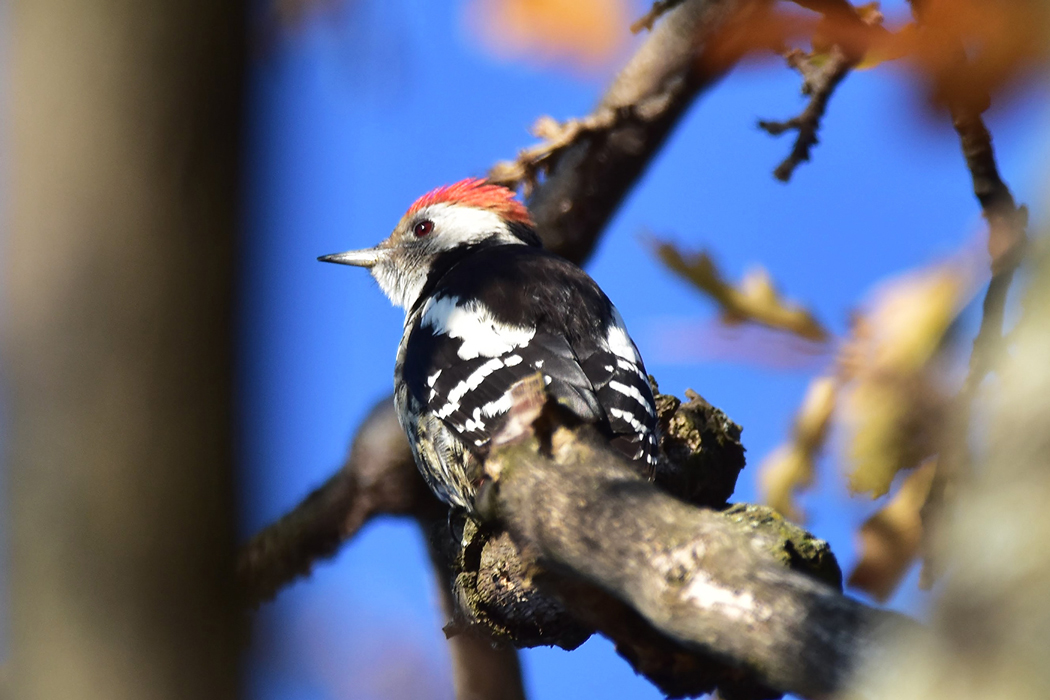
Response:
[240,381,864,698]
[7,2,245,698]
[420,515,529,700]
[653,388,746,509]
[476,392,907,700]
[433,389,859,700]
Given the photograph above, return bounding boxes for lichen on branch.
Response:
[473,377,908,700]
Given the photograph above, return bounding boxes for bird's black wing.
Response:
[396,245,659,508]
[400,300,605,455]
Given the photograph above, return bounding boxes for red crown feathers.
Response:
[407,178,533,226]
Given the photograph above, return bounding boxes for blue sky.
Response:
[240,2,1050,698]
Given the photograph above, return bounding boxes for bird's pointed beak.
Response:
[318,247,384,268]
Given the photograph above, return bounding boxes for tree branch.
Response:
[758,44,855,182]
[477,383,910,700]
[420,514,528,700]
[494,0,772,264]
[905,0,1029,587]
[758,1,886,181]
[240,377,863,698]
[238,397,439,607]
[951,112,1027,393]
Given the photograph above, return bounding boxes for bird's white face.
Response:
[323,202,527,311]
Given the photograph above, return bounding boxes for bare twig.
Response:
[757,1,890,181]
[489,107,649,199]
[759,44,856,181]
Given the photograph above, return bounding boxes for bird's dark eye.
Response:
[413,220,434,237]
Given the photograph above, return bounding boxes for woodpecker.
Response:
[320,178,658,512]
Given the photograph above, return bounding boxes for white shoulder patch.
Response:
[421,295,536,361]
[605,306,642,364]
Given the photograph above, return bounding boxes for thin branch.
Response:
[489,107,650,199]
[757,1,889,181]
[902,2,1028,395]
[952,111,1028,393]
[238,397,440,607]
[759,44,856,181]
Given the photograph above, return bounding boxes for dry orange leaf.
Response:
[759,376,837,521]
[759,444,813,523]
[842,263,972,497]
[653,241,830,342]
[705,0,1048,102]
[847,459,936,601]
[464,0,630,70]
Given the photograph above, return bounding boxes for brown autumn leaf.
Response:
[906,0,1050,108]
[759,376,838,521]
[464,0,630,71]
[760,256,974,525]
[653,240,830,342]
[854,21,918,70]
[702,0,1048,101]
[847,459,936,601]
[842,263,972,497]
[646,317,831,370]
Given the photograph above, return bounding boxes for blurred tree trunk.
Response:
[854,237,1050,700]
[7,2,245,699]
